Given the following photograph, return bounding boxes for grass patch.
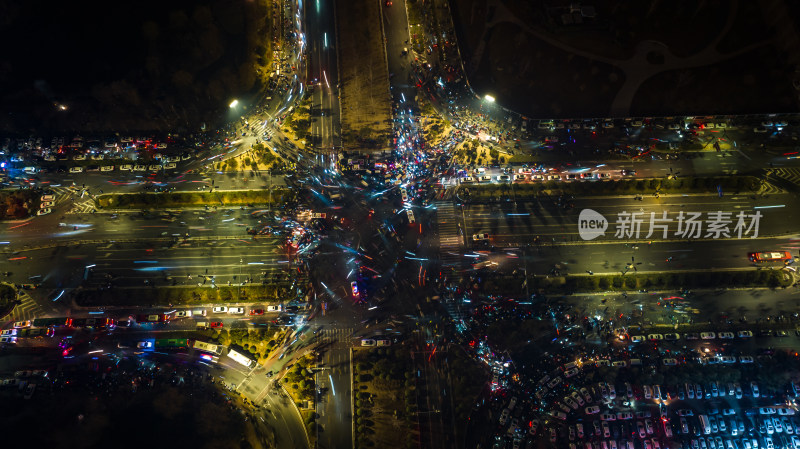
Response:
[0,190,39,219]
[0,283,17,319]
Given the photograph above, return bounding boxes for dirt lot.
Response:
[336,0,392,152]
[451,0,800,117]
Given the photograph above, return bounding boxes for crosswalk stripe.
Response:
[434,201,464,268]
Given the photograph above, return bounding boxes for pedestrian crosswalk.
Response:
[434,201,463,268]
[321,327,355,347]
[442,299,466,328]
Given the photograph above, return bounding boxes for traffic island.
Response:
[280,355,317,447]
[73,284,297,307]
[0,283,18,320]
[352,346,419,449]
[474,268,792,296]
[94,188,292,209]
[457,175,762,203]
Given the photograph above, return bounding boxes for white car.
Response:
[700,332,716,340]
[120,164,133,171]
[361,339,376,347]
[101,165,114,172]
[174,311,192,318]
[586,405,601,414]
[73,155,87,161]
[212,306,228,313]
[1,329,17,336]
[136,341,153,349]
[631,335,645,343]
[351,281,360,297]
[0,336,17,344]
[267,305,282,312]
[69,167,84,173]
[40,201,53,209]
[133,165,147,172]
[37,208,52,216]
[473,233,489,241]
[148,164,160,171]
[228,307,245,315]
[91,154,104,160]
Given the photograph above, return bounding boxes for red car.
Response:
[209,322,223,328]
[249,309,264,316]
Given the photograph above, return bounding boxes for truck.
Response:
[155,339,190,349]
[135,314,170,323]
[32,317,72,328]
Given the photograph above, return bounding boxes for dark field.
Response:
[0,0,270,134]
[452,0,800,118]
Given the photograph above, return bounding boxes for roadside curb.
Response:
[281,383,312,449]
[350,346,355,449]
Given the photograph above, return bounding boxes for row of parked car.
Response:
[461,171,613,184]
[631,331,755,342]
[60,163,178,174]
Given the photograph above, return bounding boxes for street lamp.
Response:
[229,99,239,109]
[483,94,495,103]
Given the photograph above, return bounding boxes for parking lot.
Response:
[491,326,800,449]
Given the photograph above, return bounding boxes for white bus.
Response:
[192,340,222,355]
[227,348,256,368]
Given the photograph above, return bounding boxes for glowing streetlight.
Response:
[484,94,495,103]
[229,99,239,108]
